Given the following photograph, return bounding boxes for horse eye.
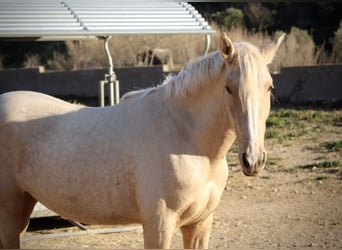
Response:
[226,86,232,94]
[268,86,274,92]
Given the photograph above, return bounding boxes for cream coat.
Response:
[0,33,284,249]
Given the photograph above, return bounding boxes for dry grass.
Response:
[213,25,327,72]
[46,34,208,71]
[44,25,333,72]
[24,54,40,68]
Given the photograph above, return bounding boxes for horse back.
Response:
[0,91,81,123]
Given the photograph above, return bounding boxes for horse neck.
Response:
[169,73,235,162]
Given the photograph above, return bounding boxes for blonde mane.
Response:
[235,42,270,111]
[121,42,265,102]
[163,51,224,99]
[121,51,224,101]
[236,42,267,84]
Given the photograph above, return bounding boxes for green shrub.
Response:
[322,141,342,152]
[265,130,278,139]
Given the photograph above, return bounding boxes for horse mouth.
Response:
[242,167,260,177]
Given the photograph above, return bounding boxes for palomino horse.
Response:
[0,33,284,249]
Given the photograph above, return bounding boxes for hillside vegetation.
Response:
[0,2,341,71]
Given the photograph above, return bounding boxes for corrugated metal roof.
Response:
[0,1,214,41]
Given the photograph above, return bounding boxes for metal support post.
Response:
[109,80,114,106]
[114,80,120,105]
[204,34,211,55]
[99,80,105,107]
[98,36,120,106]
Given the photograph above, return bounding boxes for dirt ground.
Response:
[21,108,342,249]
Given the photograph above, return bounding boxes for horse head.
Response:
[220,32,285,176]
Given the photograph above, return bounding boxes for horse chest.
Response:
[177,179,226,227]
[174,160,228,226]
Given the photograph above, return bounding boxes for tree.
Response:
[212,7,245,30]
[244,3,275,32]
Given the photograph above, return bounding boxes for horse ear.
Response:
[220,32,235,62]
[261,33,285,65]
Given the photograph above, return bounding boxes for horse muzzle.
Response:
[241,151,267,176]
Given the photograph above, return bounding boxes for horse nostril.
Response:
[242,153,250,168]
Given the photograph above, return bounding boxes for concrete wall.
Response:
[272,64,342,104]
[0,65,164,98]
[0,64,341,105]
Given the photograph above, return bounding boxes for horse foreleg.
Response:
[142,212,177,249]
[180,213,213,249]
[20,192,37,233]
[0,227,19,249]
[0,196,22,249]
[0,217,19,249]
[0,192,36,249]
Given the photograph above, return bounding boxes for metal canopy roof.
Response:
[0,1,215,107]
[0,1,214,41]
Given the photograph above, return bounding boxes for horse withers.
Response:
[0,32,284,249]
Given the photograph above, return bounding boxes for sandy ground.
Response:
[21,170,342,249]
[21,109,342,249]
